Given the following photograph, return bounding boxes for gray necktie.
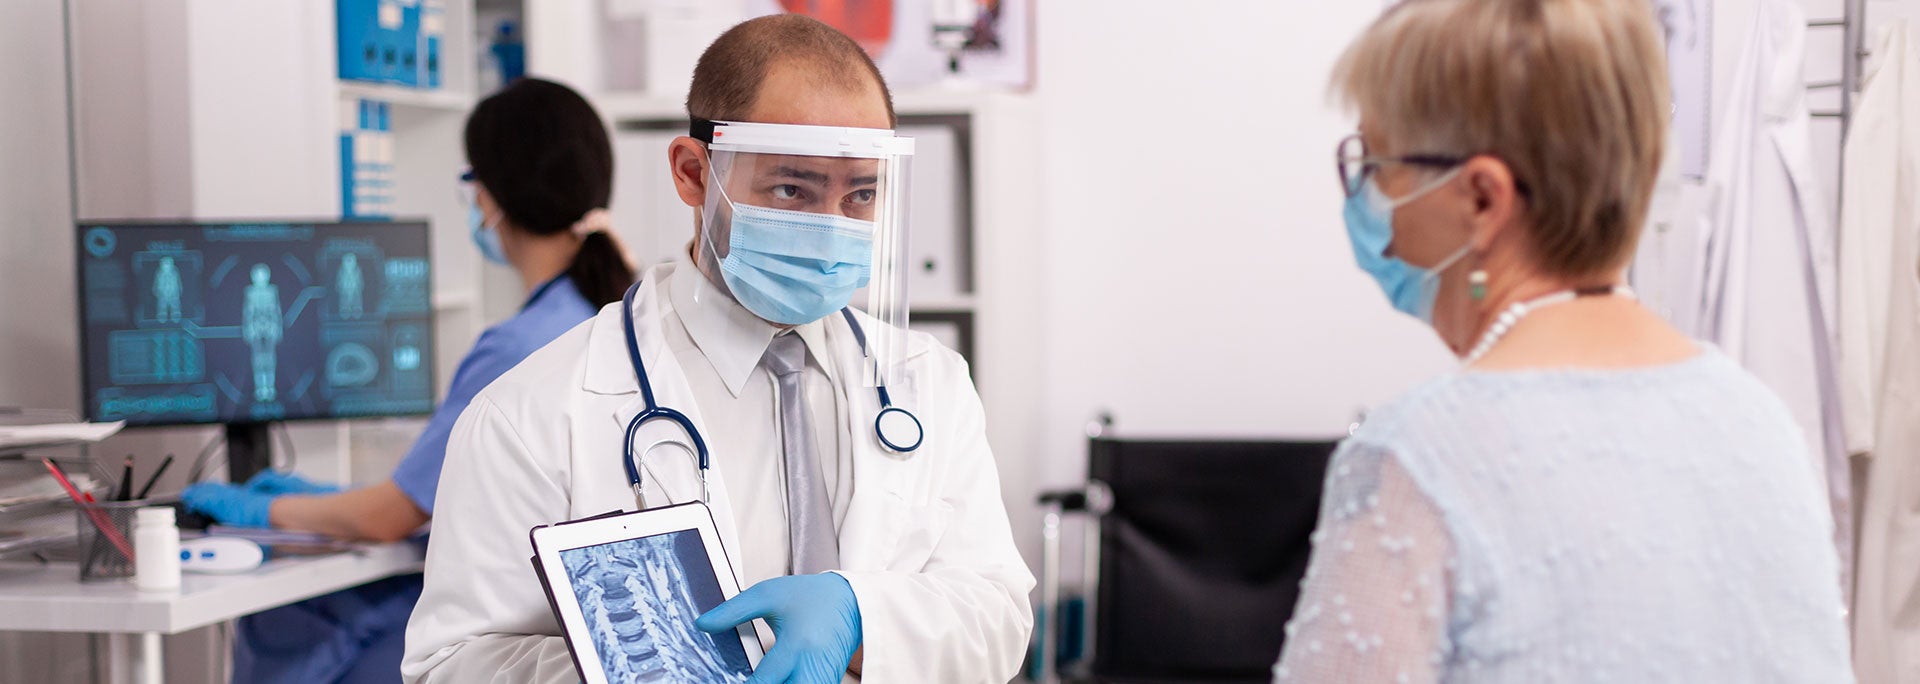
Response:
[763,333,840,574]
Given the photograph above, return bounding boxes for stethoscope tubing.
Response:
[617,279,920,504]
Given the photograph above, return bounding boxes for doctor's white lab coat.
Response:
[1842,22,1920,684]
[1637,0,1852,577]
[400,263,1035,684]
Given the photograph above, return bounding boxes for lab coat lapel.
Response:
[824,310,911,567]
[594,263,753,586]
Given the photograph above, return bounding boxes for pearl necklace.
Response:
[1461,285,1637,366]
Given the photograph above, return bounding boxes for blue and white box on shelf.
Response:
[338,0,429,88]
[340,99,395,219]
[422,0,445,89]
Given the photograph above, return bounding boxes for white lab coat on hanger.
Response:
[1692,0,1852,576]
[1842,21,1920,684]
[400,262,1035,684]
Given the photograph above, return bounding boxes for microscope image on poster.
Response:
[77,222,434,426]
[559,531,752,684]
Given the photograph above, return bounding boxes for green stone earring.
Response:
[1469,269,1489,301]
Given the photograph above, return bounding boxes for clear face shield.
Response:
[694,120,915,388]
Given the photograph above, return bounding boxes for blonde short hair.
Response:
[1332,0,1670,279]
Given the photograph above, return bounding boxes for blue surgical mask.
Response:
[1342,172,1469,323]
[469,206,509,266]
[710,195,874,326]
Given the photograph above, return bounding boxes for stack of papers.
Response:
[0,473,99,507]
[0,421,125,450]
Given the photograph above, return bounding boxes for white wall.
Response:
[1024,2,1454,496]
[0,2,80,413]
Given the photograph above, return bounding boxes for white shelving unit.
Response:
[598,93,688,123]
[338,81,475,113]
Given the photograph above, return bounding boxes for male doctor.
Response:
[402,15,1034,684]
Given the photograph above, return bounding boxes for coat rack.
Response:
[1809,0,1870,137]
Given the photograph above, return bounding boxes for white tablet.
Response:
[530,502,763,684]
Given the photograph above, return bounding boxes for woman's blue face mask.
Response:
[468,206,509,266]
[1342,169,1469,323]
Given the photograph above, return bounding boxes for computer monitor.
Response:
[76,220,435,480]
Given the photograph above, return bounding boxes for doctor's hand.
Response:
[697,573,862,684]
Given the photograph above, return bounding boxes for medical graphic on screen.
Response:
[559,530,753,684]
[77,222,434,425]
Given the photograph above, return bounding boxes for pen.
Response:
[44,459,134,559]
[135,454,174,500]
[116,455,134,502]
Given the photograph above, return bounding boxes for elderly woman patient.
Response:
[1273,0,1853,682]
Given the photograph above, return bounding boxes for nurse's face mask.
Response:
[693,120,918,387]
[458,169,510,266]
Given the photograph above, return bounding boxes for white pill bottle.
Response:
[133,506,181,592]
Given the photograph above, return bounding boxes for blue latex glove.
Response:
[180,482,275,527]
[244,470,341,496]
[696,573,862,684]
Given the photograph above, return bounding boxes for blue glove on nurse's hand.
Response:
[696,573,862,684]
[181,471,341,528]
[243,470,341,496]
[180,482,274,527]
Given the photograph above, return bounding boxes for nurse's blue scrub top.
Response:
[234,275,598,684]
[390,275,598,512]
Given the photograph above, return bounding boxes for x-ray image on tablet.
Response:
[558,529,753,683]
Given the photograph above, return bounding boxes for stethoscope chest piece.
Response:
[876,406,924,453]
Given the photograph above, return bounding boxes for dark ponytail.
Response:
[567,231,633,308]
[463,78,635,307]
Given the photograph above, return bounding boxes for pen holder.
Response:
[75,498,173,582]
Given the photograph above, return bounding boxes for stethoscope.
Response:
[619,280,924,504]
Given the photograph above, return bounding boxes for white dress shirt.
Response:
[666,261,852,588]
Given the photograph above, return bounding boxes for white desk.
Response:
[0,542,424,683]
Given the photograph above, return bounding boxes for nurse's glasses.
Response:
[456,168,477,207]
